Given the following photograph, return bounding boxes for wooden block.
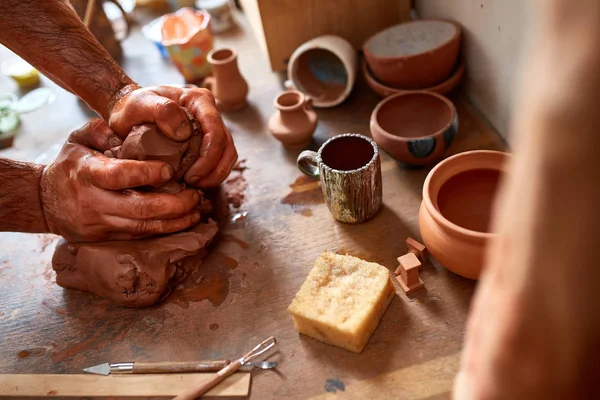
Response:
[240,0,411,71]
[0,373,250,397]
[406,237,428,261]
[395,253,424,295]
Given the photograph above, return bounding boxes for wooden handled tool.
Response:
[83,360,230,375]
[175,336,277,400]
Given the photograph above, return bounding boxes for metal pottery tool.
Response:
[175,336,277,400]
[83,360,277,375]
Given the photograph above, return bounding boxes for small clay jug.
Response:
[203,48,248,111]
[268,90,317,149]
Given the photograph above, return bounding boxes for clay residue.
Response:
[282,175,323,216]
[209,323,219,331]
[222,234,249,249]
[222,160,248,208]
[166,249,239,308]
[18,348,46,359]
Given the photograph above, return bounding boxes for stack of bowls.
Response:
[365,20,463,166]
[362,20,463,97]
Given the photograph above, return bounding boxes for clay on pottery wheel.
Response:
[287,35,357,108]
[370,91,458,166]
[203,47,249,111]
[363,20,461,89]
[52,113,219,307]
[419,150,510,280]
[362,58,465,98]
[268,90,317,149]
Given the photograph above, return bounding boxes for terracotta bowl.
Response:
[419,150,510,280]
[370,91,458,166]
[363,20,461,89]
[362,58,465,98]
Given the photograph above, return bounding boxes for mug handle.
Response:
[297,150,320,177]
[303,95,313,109]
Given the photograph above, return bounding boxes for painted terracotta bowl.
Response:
[363,20,461,89]
[362,58,465,98]
[369,91,458,166]
[419,150,510,280]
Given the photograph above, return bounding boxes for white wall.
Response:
[415,0,531,139]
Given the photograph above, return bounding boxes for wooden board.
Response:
[241,0,412,70]
[0,373,250,397]
[0,10,506,400]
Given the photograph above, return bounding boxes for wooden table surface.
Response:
[0,9,506,400]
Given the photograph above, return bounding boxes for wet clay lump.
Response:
[52,115,219,307]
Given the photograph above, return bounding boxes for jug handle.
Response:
[303,95,313,110]
[203,76,215,92]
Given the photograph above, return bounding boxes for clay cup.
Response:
[297,134,382,223]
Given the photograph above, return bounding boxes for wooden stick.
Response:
[175,360,243,400]
[132,360,230,374]
[83,0,96,27]
[0,373,250,397]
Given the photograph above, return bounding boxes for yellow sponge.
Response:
[288,252,395,353]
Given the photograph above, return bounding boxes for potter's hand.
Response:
[40,119,201,242]
[108,85,237,188]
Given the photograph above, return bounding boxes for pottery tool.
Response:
[175,336,277,400]
[394,237,428,294]
[0,373,250,397]
[83,360,277,375]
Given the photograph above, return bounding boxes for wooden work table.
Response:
[0,10,506,399]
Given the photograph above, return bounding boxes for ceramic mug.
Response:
[297,133,382,223]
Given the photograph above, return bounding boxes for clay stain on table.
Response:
[282,175,324,216]
[167,252,240,308]
[209,323,219,331]
[17,347,46,359]
[222,234,249,249]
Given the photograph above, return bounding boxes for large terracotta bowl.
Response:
[370,91,458,166]
[363,20,461,89]
[419,150,510,280]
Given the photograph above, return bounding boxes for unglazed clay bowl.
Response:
[363,20,461,89]
[362,58,465,98]
[419,150,510,280]
[370,91,458,166]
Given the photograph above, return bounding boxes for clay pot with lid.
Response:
[268,90,317,149]
[419,150,510,280]
[370,91,458,166]
[203,47,248,111]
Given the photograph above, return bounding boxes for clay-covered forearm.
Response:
[0,0,135,119]
[0,159,48,234]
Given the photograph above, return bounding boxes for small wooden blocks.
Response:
[394,238,428,294]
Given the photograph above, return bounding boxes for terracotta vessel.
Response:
[286,35,357,108]
[419,150,510,280]
[161,8,213,83]
[268,91,317,149]
[370,91,458,166]
[362,58,465,98]
[363,20,461,89]
[203,48,249,111]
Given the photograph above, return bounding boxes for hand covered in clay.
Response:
[40,119,202,242]
[108,85,237,188]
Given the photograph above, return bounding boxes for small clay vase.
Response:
[268,90,317,149]
[419,150,510,280]
[203,48,249,111]
[370,91,458,166]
